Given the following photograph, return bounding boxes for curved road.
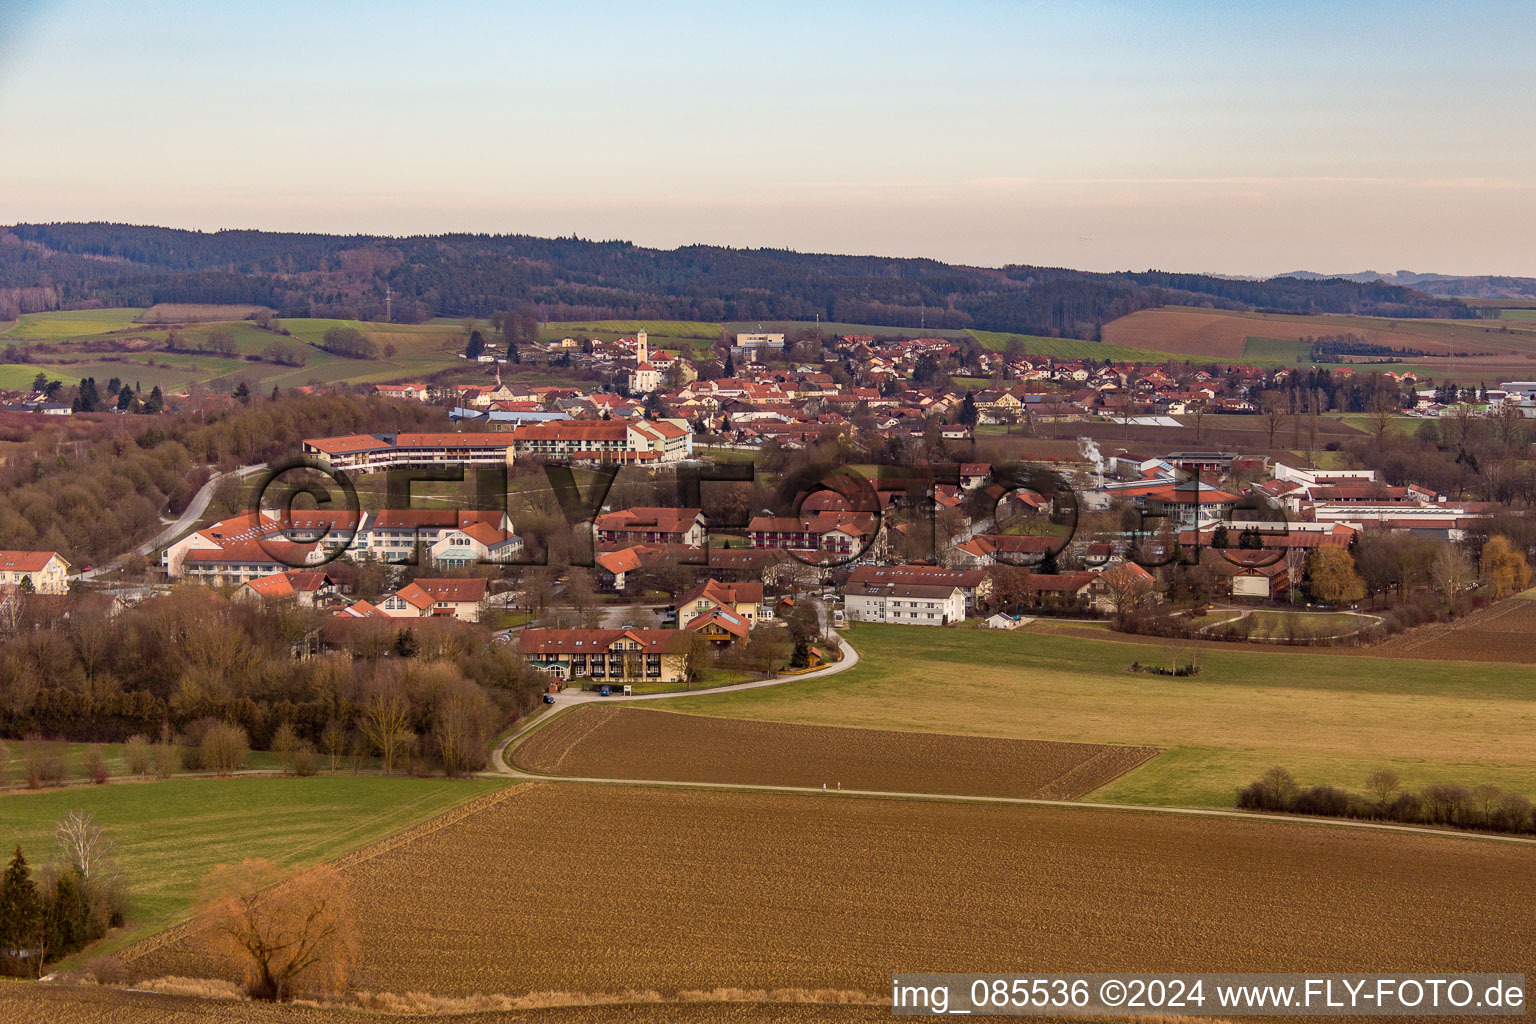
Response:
[490,633,859,773]
[490,630,1536,849]
[73,462,267,581]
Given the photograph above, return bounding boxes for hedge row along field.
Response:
[120,783,1536,1000]
[512,705,1159,800]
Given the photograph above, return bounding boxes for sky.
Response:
[1,0,1534,276]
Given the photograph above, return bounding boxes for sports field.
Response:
[659,624,1536,807]
[0,776,507,956]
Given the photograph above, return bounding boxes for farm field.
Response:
[658,624,1536,807]
[512,705,1158,799]
[966,329,1167,362]
[0,363,78,388]
[120,782,1536,1000]
[1372,598,1536,663]
[0,307,479,393]
[0,985,898,1024]
[1103,305,1536,379]
[0,776,507,957]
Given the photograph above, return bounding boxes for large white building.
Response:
[843,580,965,626]
[510,418,691,464]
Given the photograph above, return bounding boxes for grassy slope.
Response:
[968,329,1169,363]
[658,623,1536,808]
[4,309,475,393]
[0,775,508,957]
[0,364,79,388]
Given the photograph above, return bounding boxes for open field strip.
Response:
[512,704,1158,800]
[0,776,508,959]
[0,987,902,1024]
[119,782,1536,998]
[653,624,1536,807]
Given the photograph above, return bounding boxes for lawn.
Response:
[659,624,1536,808]
[0,775,509,960]
[1215,609,1370,639]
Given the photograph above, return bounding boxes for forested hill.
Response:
[0,222,1472,337]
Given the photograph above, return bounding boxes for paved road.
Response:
[490,633,860,772]
[487,627,1536,849]
[72,462,267,581]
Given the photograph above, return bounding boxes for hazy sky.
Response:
[2,0,1534,276]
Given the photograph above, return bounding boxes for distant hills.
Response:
[0,222,1477,339]
[1278,270,1536,300]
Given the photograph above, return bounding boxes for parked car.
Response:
[599,685,611,697]
[541,693,556,705]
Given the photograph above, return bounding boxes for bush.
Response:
[82,745,109,784]
[200,722,250,777]
[292,742,321,777]
[24,740,66,788]
[1237,769,1536,836]
[123,734,153,775]
[153,742,181,779]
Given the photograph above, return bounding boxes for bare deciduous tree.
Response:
[198,859,358,1001]
[54,811,112,881]
[1365,769,1400,805]
[358,691,413,775]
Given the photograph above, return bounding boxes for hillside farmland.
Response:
[119,782,1536,1000]
[659,624,1536,808]
[512,705,1158,799]
[1102,305,1536,379]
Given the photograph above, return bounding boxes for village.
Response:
[1,320,1524,697]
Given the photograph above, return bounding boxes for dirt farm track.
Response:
[113,782,1536,1005]
[512,706,1160,799]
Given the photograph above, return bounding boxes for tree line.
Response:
[0,586,545,777]
[0,813,127,976]
[0,223,1472,339]
[1238,766,1536,837]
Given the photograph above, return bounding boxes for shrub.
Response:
[153,742,181,779]
[1293,784,1350,817]
[82,745,109,784]
[292,742,321,777]
[25,741,66,788]
[200,722,250,777]
[123,734,153,775]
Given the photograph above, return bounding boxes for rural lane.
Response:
[72,461,267,580]
[490,630,1536,850]
[489,633,860,773]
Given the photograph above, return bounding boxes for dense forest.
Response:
[0,223,1472,338]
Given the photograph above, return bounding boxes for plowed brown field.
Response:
[121,783,1536,1002]
[1371,598,1536,663]
[0,985,899,1024]
[1102,306,1536,361]
[511,706,1159,799]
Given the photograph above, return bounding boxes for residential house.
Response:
[0,550,70,594]
[378,578,489,622]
